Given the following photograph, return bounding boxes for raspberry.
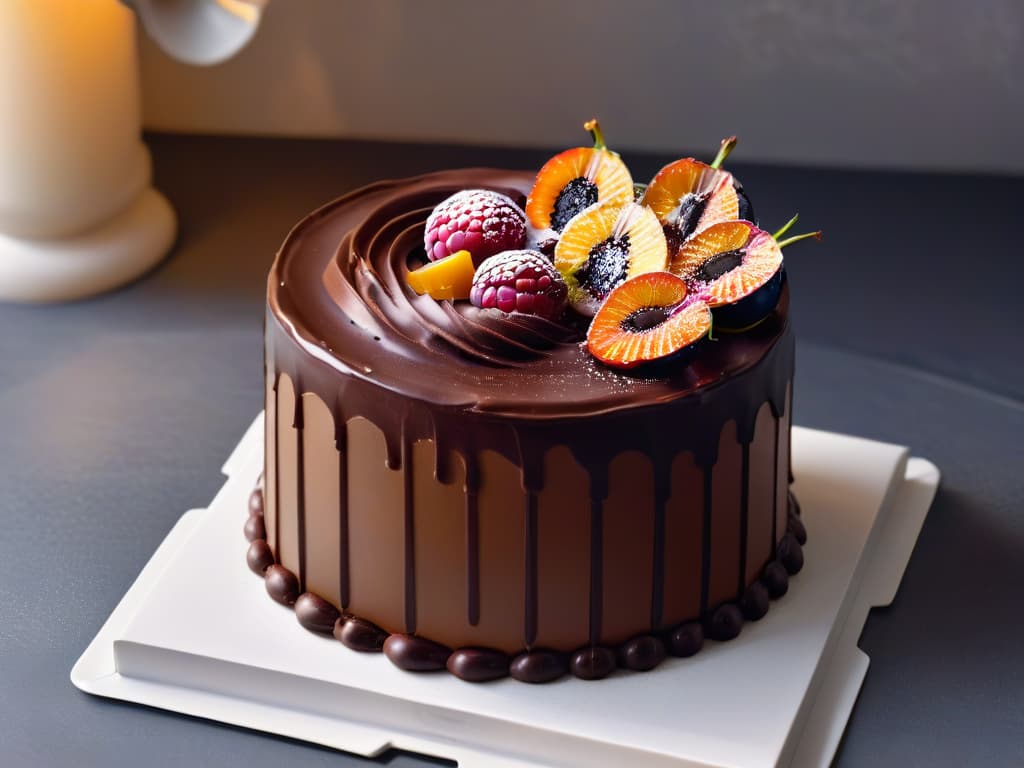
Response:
[424,189,526,262]
[470,250,568,320]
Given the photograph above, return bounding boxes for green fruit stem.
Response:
[710,136,738,169]
[584,119,606,150]
[772,213,799,241]
[777,230,822,249]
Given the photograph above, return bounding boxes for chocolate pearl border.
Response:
[243,487,807,684]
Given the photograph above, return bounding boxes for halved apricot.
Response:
[526,119,633,232]
[554,201,668,316]
[587,272,711,369]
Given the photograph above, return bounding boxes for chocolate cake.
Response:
[245,128,811,683]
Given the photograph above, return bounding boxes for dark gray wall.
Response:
[141,0,1024,173]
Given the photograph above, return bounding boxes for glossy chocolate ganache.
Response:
[253,168,804,683]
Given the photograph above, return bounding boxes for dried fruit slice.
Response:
[669,221,783,329]
[587,272,711,369]
[554,201,668,316]
[642,137,742,252]
[526,119,634,232]
[405,249,476,300]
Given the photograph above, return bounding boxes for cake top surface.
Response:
[268,167,791,419]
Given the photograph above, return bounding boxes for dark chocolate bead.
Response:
[294,592,340,633]
[334,616,387,652]
[777,533,804,575]
[570,647,616,680]
[243,514,266,542]
[246,539,274,575]
[248,488,264,516]
[383,634,451,671]
[762,561,789,598]
[446,648,510,682]
[509,650,568,684]
[788,490,801,518]
[617,635,667,672]
[707,604,743,642]
[667,621,704,658]
[788,511,808,545]
[264,564,299,606]
[741,581,770,621]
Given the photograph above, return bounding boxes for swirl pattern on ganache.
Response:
[270,169,790,417]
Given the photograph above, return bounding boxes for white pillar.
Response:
[0,0,175,302]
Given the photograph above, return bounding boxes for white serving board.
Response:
[72,415,938,768]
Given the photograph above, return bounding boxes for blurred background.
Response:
[139,0,1024,174]
[3,4,1023,768]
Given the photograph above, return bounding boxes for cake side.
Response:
[258,262,798,679]
[263,316,793,657]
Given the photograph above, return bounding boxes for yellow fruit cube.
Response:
[405,249,476,301]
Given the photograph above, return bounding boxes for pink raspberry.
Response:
[424,189,526,262]
[470,250,568,320]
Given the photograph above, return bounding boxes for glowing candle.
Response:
[0,0,150,239]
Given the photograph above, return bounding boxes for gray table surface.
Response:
[1,135,1021,767]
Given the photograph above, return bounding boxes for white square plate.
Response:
[72,416,938,767]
